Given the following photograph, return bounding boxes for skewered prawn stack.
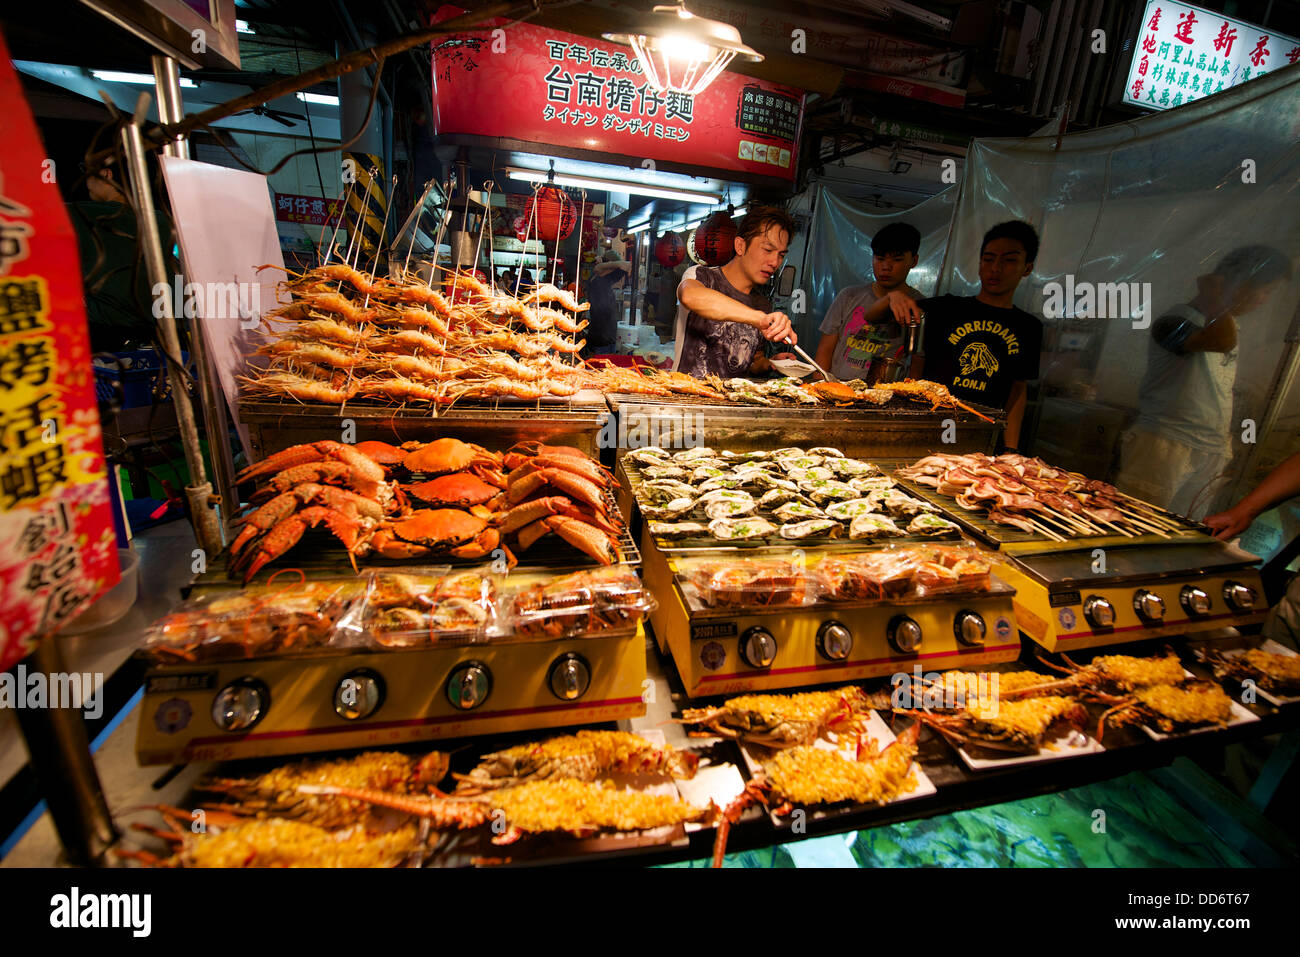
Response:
[240,265,594,406]
[896,452,1188,541]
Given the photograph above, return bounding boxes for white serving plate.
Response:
[770,357,816,379]
[955,724,1105,770]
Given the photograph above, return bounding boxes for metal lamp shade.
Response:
[605,4,762,96]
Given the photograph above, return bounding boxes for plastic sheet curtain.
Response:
[800,185,956,344]
[939,64,1300,523]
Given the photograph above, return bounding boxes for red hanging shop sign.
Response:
[431,12,804,182]
[0,34,119,671]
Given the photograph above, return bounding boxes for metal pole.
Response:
[13,640,117,866]
[151,55,187,159]
[152,57,235,544]
[120,93,222,556]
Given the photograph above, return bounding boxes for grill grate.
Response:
[606,391,1001,419]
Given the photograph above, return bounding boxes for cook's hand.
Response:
[759,312,795,344]
[887,291,923,326]
[1203,505,1255,541]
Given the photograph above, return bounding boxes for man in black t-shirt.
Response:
[853,221,1042,446]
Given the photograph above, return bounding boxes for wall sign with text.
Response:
[1124,1,1299,111]
[431,15,804,182]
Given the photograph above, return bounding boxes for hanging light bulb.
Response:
[604,3,763,97]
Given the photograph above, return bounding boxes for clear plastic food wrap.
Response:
[683,558,809,608]
[814,545,994,601]
[816,550,917,601]
[335,569,497,649]
[910,546,993,596]
[143,576,362,662]
[501,566,656,639]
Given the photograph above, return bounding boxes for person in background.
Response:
[675,206,797,378]
[1204,451,1300,650]
[1115,245,1292,518]
[582,253,630,357]
[814,222,923,381]
[874,220,1042,450]
[669,260,699,369]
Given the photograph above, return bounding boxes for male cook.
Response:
[866,221,1043,449]
[675,206,797,378]
[813,222,923,380]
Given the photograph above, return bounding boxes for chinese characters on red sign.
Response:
[1126,1,1299,109]
[273,192,343,227]
[431,17,803,181]
[0,34,119,669]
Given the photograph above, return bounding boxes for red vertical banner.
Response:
[0,32,119,670]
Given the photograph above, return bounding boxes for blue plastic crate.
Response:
[93,350,192,409]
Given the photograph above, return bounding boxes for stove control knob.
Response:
[211,678,270,733]
[334,669,385,721]
[1083,595,1116,628]
[1180,586,1212,617]
[954,610,987,646]
[889,615,923,654]
[447,661,491,711]
[548,653,591,701]
[1133,590,1166,622]
[1223,581,1257,612]
[740,627,778,669]
[817,621,853,661]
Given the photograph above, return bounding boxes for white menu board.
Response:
[1124,1,1299,111]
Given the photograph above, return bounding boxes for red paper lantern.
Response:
[655,231,686,268]
[527,186,576,243]
[694,212,738,266]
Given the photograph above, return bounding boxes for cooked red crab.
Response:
[366,508,507,562]
[402,473,504,509]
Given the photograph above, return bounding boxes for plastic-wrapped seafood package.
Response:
[333,569,497,649]
[682,557,810,609]
[143,577,364,662]
[813,545,994,601]
[499,566,656,639]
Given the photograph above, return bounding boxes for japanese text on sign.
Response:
[1124,0,1300,110]
[737,85,801,141]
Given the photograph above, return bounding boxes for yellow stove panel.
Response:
[136,629,647,765]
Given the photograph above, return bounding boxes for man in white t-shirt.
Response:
[1116,245,1292,517]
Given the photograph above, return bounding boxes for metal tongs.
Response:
[784,338,837,382]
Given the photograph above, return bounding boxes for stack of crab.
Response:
[228,438,626,579]
[497,442,624,565]
[229,440,402,581]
